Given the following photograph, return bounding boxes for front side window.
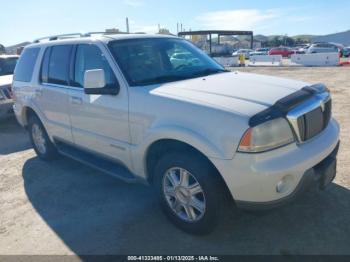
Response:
[108,38,225,86]
[0,57,18,76]
[73,44,117,88]
[14,48,40,82]
[47,45,73,85]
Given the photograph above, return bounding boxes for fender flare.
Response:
[130,124,228,179]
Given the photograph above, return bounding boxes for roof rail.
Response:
[84,31,128,36]
[33,33,85,43]
[33,31,129,43]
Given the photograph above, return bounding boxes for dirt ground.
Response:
[0,66,349,256]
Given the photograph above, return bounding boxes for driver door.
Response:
[68,43,131,165]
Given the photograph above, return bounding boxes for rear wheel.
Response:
[154,152,227,234]
[28,115,58,160]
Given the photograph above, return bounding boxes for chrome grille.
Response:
[2,87,11,99]
[287,92,331,143]
[0,86,12,99]
[296,100,332,141]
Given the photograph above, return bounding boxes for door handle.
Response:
[71,96,83,105]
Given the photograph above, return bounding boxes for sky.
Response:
[1,0,349,46]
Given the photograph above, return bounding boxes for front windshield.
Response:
[0,58,18,76]
[108,38,226,86]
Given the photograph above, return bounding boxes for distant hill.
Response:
[252,30,349,46]
[5,42,31,55]
[291,35,316,43]
[254,34,269,42]
[313,30,350,46]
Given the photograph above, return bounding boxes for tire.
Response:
[154,151,227,234]
[28,114,58,160]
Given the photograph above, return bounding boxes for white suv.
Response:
[12,33,340,234]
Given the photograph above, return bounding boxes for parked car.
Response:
[0,55,18,76]
[232,49,253,59]
[251,48,269,55]
[249,51,264,56]
[170,52,201,68]
[341,47,350,57]
[327,42,344,55]
[268,47,295,57]
[292,45,309,54]
[12,34,340,234]
[306,43,340,54]
[0,55,19,119]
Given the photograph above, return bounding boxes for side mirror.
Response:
[84,69,119,95]
[84,69,105,89]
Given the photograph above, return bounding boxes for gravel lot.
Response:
[0,65,349,256]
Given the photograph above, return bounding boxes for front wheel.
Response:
[154,152,226,234]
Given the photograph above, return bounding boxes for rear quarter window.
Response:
[14,47,40,82]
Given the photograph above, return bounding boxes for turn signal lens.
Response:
[238,128,253,149]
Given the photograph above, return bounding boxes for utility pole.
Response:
[284,34,287,46]
[126,17,130,33]
[177,23,179,34]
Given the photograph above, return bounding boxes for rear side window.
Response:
[46,45,73,85]
[14,48,40,82]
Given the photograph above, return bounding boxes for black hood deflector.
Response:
[249,84,327,127]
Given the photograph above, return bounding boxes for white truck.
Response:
[12,33,340,234]
[0,55,19,118]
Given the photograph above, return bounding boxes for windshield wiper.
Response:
[192,68,229,77]
[134,75,190,85]
[134,69,229,86]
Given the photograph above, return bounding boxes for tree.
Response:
[285,37,295,46]
[0,44,5,54]
[158,28,172,35]
[260,36,296,47]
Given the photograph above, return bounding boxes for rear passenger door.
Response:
[68,43,130,165]
[39,45,74,143]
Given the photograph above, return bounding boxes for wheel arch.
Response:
[22,107,36,126]
[20,106,45,128]
[145,139,227,189]
[19,106,50,136]
[144,138,234,205]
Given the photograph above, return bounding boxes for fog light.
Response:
[276,180,286,193]
[276,175,294,193]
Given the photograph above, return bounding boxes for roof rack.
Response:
[33,31,129,43]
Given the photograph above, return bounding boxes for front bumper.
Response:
[210,118,340,205]
[236,141,339,210]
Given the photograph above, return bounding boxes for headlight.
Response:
[238,118,295,153]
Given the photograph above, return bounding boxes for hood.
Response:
[0,75,13,87]
[151,71,309,117]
